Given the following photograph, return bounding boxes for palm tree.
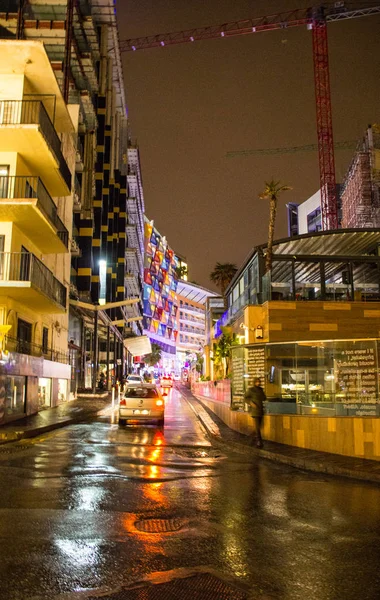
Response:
[144,343,162,367]
[210,262,238,296]
[259,179,292,273]
[211,327,238,378]
[175,265,188,279]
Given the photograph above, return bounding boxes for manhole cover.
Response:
[134,518,183,533]
[89,573,248,599]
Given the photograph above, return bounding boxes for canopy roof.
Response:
[176,280,217,305]
[124,335,152,357]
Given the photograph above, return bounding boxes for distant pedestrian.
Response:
[244,377,266,448]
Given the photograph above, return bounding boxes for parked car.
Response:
[126,374,144,386]
[160,375,173,388]
[119,384,165,425]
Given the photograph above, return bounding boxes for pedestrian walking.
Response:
[244,377,266,448]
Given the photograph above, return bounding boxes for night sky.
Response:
[118,1,380,289]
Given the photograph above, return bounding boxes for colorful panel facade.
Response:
[143,220,179,346]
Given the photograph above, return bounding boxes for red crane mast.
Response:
[120,3,380,231]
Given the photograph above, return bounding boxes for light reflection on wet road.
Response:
[0,387,380,600]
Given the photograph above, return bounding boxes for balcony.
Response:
[126,221,138,249]
[5,335,70,364]
[0,176,69,253]
[125,247,139,276]
[125,272,141,297]
[0,252,67,312]
[0,100,71,195]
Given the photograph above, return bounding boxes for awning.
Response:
[124,335,152,357]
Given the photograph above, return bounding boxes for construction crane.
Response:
[121,2,380,231]
[226,140,358,158]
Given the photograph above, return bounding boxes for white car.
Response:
[126,374,144,386]
[119,384,165,425]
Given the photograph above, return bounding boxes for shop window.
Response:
[42,327,49,354]
[38,378,51,408]
[5,376,26,417]
[58,379,68,402]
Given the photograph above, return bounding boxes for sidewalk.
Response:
[0,396,113,444]
[180,387,380,485]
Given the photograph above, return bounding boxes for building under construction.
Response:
[340,125,380,229]
[0,1,146,396]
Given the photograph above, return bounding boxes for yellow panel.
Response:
[102,188,109,194]
[323,303,351,311]
[353,419,364,456]
[117,286,124,293]
[327,418,336,433]
[283,416,290,429]
[270,302,296,310]
[97,108,106,115]
[119,212,126,218]
[78,268,91,276]
[374,421,380,456]
[95,173,103,180]
[92,239,101,247]
[96,145,105,152]
[104,164,110,170]
[121,188,127,193]
[112,273,116,279]
[108,213,113,219]
[269,323,282,330]
[296,429,305,448]
[91,275,100,282]
[118,258,125,263]
[79,228,93,236]
[119,232,126,238]
[114,207,120,213]
[101,225,108,232]
[107,236,113,242]
[364,310,380,318]
[309,323,338,331]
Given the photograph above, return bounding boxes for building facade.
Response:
[176,280,217,377]
[210,229,380,417]
[0,39,74,421]
[0,1,146,416]
[143,218,178,373]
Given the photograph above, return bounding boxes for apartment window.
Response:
[0,166,9,198]
[17,319,32,355]
[42,327,49,354]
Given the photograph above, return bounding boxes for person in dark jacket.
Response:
[244,377,266,447]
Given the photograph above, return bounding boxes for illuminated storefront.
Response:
[213,229,380,416]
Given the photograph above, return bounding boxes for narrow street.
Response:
[0,388,380,600]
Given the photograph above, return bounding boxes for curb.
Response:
[183,392,380,485]
[0,405,115,446]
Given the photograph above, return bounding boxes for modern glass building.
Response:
[212,229,380,416]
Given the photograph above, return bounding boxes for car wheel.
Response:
[119,418,126,426]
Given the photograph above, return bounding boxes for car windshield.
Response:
[128,376,141,381]
[125,388,158,398]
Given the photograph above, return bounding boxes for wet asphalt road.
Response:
[0,388,380,600]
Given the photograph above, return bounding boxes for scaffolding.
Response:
[340,125,380,229]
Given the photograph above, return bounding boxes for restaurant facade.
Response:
[209,229,380,418]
